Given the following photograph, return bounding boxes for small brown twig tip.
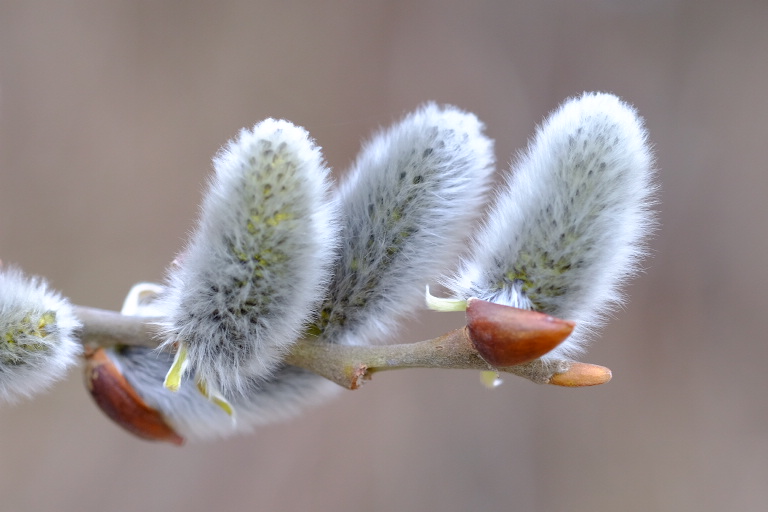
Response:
[547,362,612,387]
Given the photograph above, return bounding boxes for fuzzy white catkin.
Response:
[158,119,339,396]
[447,92,656,360]
[313,103,495,345]
[0,267,81,404]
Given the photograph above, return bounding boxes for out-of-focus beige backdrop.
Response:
[1,1,766,511]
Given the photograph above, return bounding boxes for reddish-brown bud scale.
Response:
[465,298,575,367]
[84,347,184,445]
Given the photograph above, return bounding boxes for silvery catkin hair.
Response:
[157,119,339,396]
[446,92,656,360]
[0,267,81,404]
[312,103,495,345]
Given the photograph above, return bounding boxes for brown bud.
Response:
[548,362,612,387]
[84,347,184,445]
[465,298,575,367]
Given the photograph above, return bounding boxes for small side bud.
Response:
[84,347,184,445]
[465,298,574,367]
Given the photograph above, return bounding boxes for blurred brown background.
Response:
[1,1,766,511]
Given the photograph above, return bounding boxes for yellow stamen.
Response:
[163,343,188,392]
[197,379,236,418]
